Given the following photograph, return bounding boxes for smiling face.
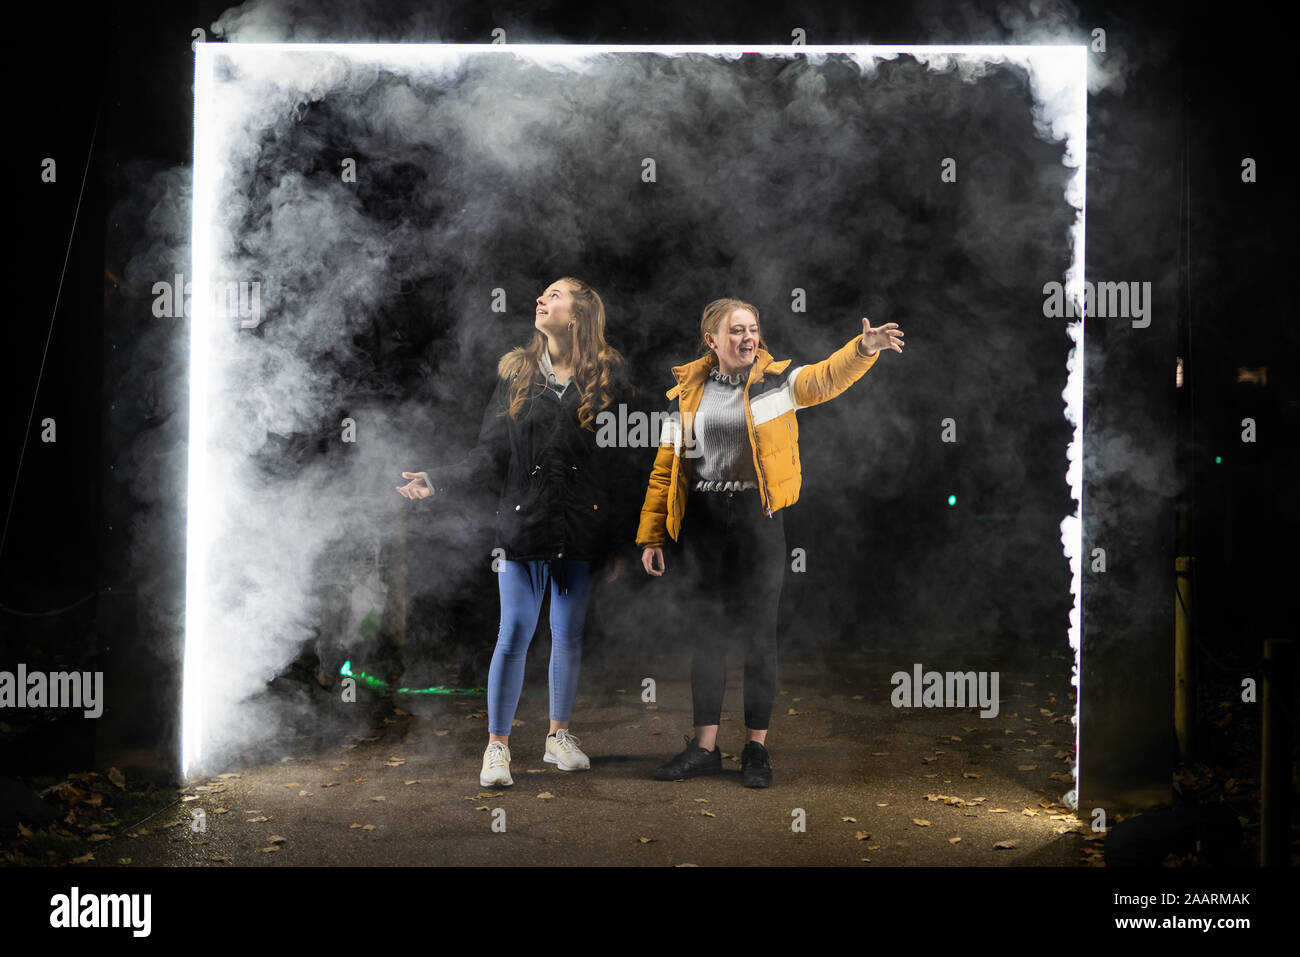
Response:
[705,308,761,377]
[535,280,577,341]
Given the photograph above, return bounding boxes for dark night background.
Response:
[1,0,1295,903]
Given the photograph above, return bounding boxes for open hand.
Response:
[860,317,904,356]
[396,471,431,500]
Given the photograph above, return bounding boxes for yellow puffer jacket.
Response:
[636,335,881,547]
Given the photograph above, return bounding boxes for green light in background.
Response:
[1215,455,1222,464]
[339,660,484,696]
[947,494,957,506]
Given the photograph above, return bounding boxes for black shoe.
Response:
[740,741,772,788]
[653,736,722,780]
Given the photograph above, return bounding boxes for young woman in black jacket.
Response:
[397,277,638,787]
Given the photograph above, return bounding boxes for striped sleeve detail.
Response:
[748,366,806,426]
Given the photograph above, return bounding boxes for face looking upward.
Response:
[705,308,760,378]
[535,280,577,343]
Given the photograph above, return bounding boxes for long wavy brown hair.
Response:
[497,277,623,431]
[698,297,768,358]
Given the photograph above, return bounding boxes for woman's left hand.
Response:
[860,317,904,356]
[603,553,627,584]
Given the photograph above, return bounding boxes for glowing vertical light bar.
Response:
[183,41,218,777]
[1067,43,1087,808]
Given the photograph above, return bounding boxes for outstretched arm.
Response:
[789,316,904,409]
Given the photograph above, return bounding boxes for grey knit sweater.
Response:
[691,367,758,489]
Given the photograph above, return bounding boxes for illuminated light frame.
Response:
[187,44,1086,799]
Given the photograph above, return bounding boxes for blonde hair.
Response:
[498,277,623,431]
[698,297,767,357]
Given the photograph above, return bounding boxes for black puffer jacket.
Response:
[423,362,644,563]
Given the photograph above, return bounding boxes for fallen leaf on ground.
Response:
[638,837,654,844]
[912,819,931,827]
[214,808,228,814]
[962,772,982,779]
[841,816,857,823]
[245,816,269,823]
[108,767,126,789]
[371,796,386,802]
[994,840,1017,850]
[260,846,280,853]
[267,835,287,844]
[537,792,554,800]
[71,852,94,864]
[700,810,716,817]
[948,836,962,844]
[855,831,871,840]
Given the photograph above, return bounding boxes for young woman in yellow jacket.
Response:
[638,298,903,787]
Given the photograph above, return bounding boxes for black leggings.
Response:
[680,488,786,730]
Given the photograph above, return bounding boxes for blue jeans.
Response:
[488,559,592,736]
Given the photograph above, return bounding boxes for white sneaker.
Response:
[480,741,513,787]
[544,729,591,771]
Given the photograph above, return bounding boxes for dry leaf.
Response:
[214,808,228,814]
[962,772,982,779]
[694,798,710,804]
[267,835,287,844]
[841,816,857,823]
[404,780,418,785]
[638,837,654,844]
[876,802,889,808]
[260,846,280,853]
[108,767,126,789]
[993,840,1017,850]
[246,816,269,823]
[948,836,962,844]
[88,834,112,843]
[854,831,871,841]
[912,819,931,827]
[537,792,554,800]
[283,782,300,788]
[371,796,386,802]
[700,810,716,817]
[322,782,340,788]
[70,852,94,864]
